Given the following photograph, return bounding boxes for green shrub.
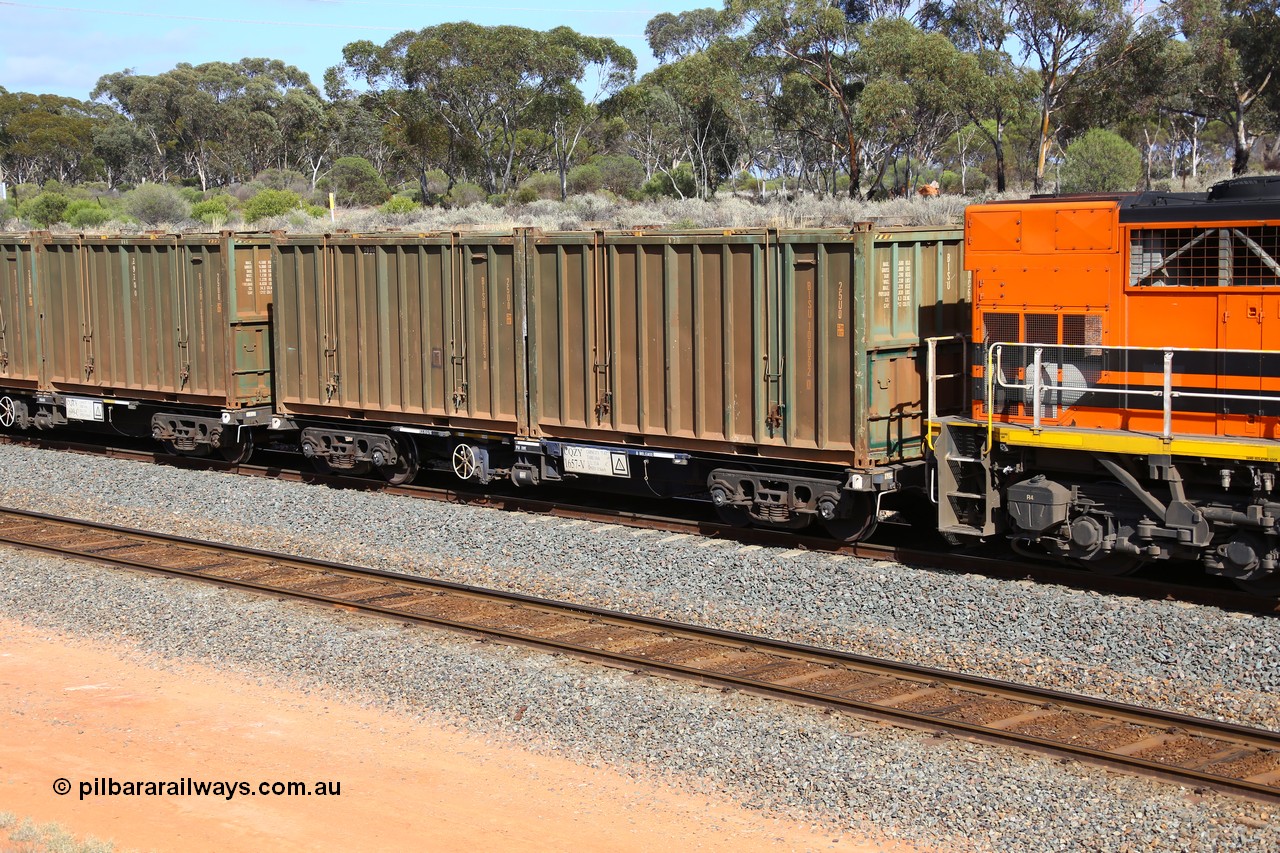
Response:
[567,164,603,195]
[330,157,391,206]
[591,156,646,197]
[421,169,450,204]
[242,189,301,223]
[191,196,234,226]
[17,191,70,226]
[643,164,696,199]
[254,168,309,193]
[64,199,113,228]
[1059,129,1142,193]
[303,204,328,218]
[517,172,560,201]
[445,182,486,207]
[513,186,540,204]
[124,184,190,225]
[380,196,418,215]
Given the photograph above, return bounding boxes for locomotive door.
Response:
[1217,292,1263,436]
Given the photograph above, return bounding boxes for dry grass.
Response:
[11,169,1271,236]
[0,816,117,853]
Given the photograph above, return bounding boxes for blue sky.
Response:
[0,0,702,99]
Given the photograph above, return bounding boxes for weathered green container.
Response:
[525,226,966,467]
[271,232,527,432]
[35,233,273,407]
[0,234,42,390]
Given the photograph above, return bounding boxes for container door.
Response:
[41,240,92,390]
[228,243,273,406]
[0,240,41,388]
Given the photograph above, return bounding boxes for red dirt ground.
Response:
[0,618,919,852]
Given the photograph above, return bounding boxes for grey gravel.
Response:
[1,549,1276,852]
[0,443,1277,849]
[0,443,1275,730]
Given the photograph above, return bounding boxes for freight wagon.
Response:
[0,232,273,461]
[0,224,967,543]
[269,225,967,539]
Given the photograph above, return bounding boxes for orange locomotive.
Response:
[930,176,1280,592]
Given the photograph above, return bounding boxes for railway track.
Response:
[2,433,1277,616]
[2,505,1279,804]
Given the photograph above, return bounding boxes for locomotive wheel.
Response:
[1233,572,1280,596]
[0,396,17,428]
[1081,553,1144,577]
[822,494,878,543]
[452,444,478,480]
[378,435,419,485]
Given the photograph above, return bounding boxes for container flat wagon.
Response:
[517,226,967,538]
[270,231,527,483]
[0,233,273,460]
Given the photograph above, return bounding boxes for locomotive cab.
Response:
[931,177,1280,591]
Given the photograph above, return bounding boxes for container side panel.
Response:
[693,246,725,440]
[641,246,666,434]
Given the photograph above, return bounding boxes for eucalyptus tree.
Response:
[1005,0,1135,190]
[0,91,101,185]
[93,59,323,189]
[330,24,634,197]
[921,0,1036,191]
[728,0,868,196]
[852,17,964,193]
[1166,0,1278,175]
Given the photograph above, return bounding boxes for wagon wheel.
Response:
[1081,553,1144,577]
[452,444,478,481]
[822,493,878,543]
[377,435,420,485]
[0,396,17,429]
[218,429,254,464]
[714,504,752,528]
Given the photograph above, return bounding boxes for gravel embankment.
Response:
[1,549,1276,852]
[0,443,1274,731]
[1,443,1279,849]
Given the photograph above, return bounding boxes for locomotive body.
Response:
[933,177,1280,590]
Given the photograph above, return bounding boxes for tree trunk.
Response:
[1232,108,1252,176]
[992,133,1005,194]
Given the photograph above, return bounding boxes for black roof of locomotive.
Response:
[1020,176,1280,223]
[1119,175,1280,223]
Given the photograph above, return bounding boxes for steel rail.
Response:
[2,505,1279,804]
